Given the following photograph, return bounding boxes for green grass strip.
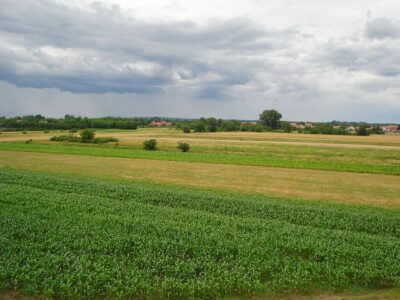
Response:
[0,141,399,175]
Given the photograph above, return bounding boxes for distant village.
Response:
[287,122,400,133]
[149,119,400,133]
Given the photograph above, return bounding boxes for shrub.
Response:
[80,129,95,143]
[182,127,191,133]
[254,124,264,132]
[25,139,33,144]
[178,142,190,152]
[93,137,118,144]
[192,122,206,132]
[356,126,369,136]
[50,133,117,144]
[43,130,49,133]
[143,139,157,151]
[370,126,384,135]
[280,122,292,133]
[22,131,27,134]
[50,135,80,142]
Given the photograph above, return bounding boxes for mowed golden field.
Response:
[1,128,400,208]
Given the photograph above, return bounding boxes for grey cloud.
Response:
[0,0,296,94]
[315,17,400,81]
[365,18,400,39]
[196,84,227,100]
[357,77,400,92]
[321,35,400,77]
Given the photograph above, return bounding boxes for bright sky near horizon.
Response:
[0,0,399,122]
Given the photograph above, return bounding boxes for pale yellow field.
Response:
[1,150,399,208]
[2,128,400,148]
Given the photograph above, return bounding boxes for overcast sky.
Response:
[1,0,399,122]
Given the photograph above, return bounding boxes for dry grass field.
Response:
[1,128,400,208]
[1,150,400,208]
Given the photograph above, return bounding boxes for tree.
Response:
[177,142,190,152]
[205,117,218,132]
[221,120,240,131]
[80,129,95,142]
[369,126,384,135]
[254,124,264,132]
[356,126,369,136]
[259,110,282,130]
[182,126,191,133]
[280,121,292,133]
[143,139,157,150]
[193,121,206,132]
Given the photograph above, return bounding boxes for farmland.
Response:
[1,128,400,298]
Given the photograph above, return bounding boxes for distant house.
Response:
[381,125,400,133]
[291,122,310,129]
[150,120,172,127]
[346,126,356,132]
[240,121,257,125]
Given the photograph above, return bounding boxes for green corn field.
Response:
[1,168,399,298]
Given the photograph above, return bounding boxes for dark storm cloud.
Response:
[0,0,297,94]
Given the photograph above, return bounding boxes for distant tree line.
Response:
[0,115,148,130]
[174,111,283,133]
[174,110,385,136]
[175,118,242,132]
[0,111,386,136]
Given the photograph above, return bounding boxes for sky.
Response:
[0,0,399,122]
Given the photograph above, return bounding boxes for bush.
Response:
[22,131,27,134]
[182,127,191,133]
[93,137,118,144]
[50,133,117,144]
[25,139,33,144]
[43,130,49,133]
[356,126,369,136]
[369,126,384,135]
[80,129,95,143]
[143,139,157,151]
[280,122,292,133]
[254,124,264,132]
[177,142,190,152]
[192,122,206,132]
[50,135,80,142]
